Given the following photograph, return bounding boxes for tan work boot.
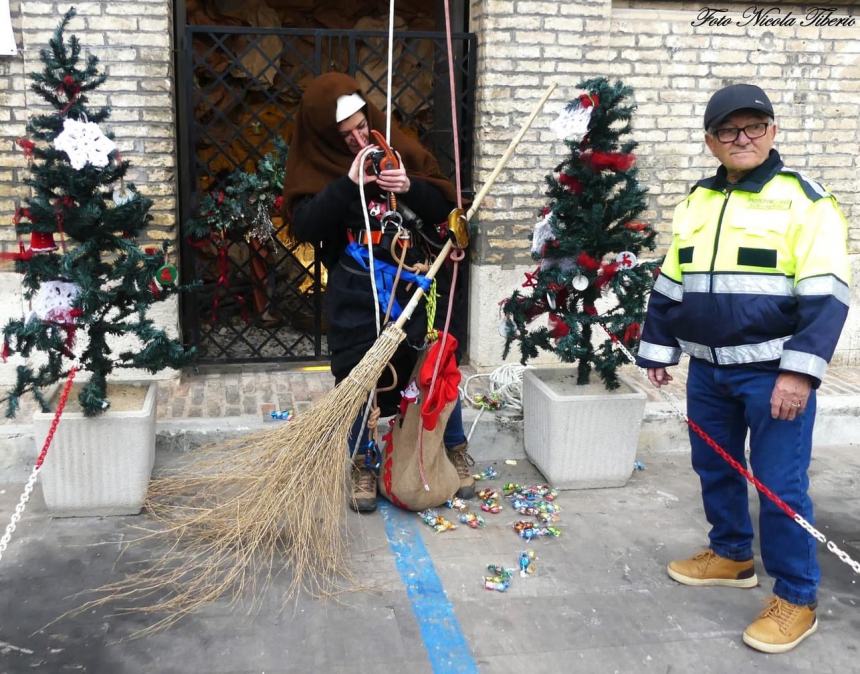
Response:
[743,596,818,653]
[667,549,758,588]
[446,442,475,500]
[349,459,377,513]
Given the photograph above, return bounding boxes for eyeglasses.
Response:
[711,122,770,143]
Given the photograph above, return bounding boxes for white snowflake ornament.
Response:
[31,280,81,324]
[550,104,594,142]
[54,118,117,170]
[531,212,557,257]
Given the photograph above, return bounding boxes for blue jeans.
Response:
[686,358,819,605]
[348,396,467,456]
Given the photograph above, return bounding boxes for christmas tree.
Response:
[501,78,659,390]
[1,9,194,417]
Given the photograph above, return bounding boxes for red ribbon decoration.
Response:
[577,251,601,272]
[584,151,636,172]
[558,172,583,194]
[16,138,35,160]
[578,93,599,108]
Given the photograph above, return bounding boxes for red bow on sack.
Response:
[418,332,461,432]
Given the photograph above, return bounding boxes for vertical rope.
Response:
[442,0,463,209]
[385,0,396,143]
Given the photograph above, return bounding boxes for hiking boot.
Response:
[743,596,818,653]
[350,459,377,513]
[446,442,475,500]
[667,549,758,588]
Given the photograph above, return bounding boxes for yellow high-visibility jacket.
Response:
[636,150,850,385]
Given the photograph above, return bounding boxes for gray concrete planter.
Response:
[523,368,646,489]
[35,382,157,516]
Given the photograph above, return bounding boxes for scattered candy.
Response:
[417,509,457,533]
[446,497,469,512]
[483,564,514,591]
[458,512,485,529]
[519,550,537,577]
[472,465,499,481]
[513,520,561,540]
[504,459,518,466]
[633,459,646,471]
[477,487,503,513]
[269,409,293,421]
[474,393,503,410]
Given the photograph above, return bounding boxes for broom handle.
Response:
[394,81,557,331]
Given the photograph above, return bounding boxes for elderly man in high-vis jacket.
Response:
[636,83,850,654]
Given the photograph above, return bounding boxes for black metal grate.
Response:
[177,26,476,364]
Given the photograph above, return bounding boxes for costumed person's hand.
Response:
[770,371,812,421]
[647,367,673,387]
[348,145,379,185]
[375,151,411,194]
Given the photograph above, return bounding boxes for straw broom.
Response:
[72,83,557,635]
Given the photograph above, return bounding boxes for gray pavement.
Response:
[2,363,860,672]
[1,440,858,673]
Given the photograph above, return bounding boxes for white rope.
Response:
[462,363,529,412]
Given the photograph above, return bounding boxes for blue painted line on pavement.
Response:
[378,500,478,674]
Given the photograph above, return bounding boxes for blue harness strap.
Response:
[345,241,432,320]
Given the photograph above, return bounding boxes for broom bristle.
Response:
[64,324,406,636]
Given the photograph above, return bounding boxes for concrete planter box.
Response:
[35,382,158,516]
[523,368,646,489]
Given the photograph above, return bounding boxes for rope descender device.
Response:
[447,207,469,249]
[369,129,401,214]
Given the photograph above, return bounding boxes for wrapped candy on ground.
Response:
[417,509,457,533]
[472,465,499,481]
[519,550,537,577]
[459,512,485,529]
[480,500,502,514]
[446,497,469,512]
[513,520,561,540]
[483,564,515,592]
[477,488,500,501]
[503,482,522,495]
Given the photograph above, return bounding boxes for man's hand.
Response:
[348,146,378,185]
[647,367,673,387]
[375,151,410,194]
[770,372,813,421]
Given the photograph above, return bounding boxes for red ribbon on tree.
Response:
[577,251,601,272]
[548,313,570,339]
[16,138,35,160]
[595,262,619,290]
[578,93,599,108]
[624,221,649,232]
[622,322,641,345]
[584,151,636,172]
[558,172,583,194]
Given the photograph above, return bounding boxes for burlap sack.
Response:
[379,396,460,511]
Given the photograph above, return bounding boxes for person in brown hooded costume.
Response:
[282,72,474,513]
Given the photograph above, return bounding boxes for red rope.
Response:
[35,368,77,469]
[686,418,797,520]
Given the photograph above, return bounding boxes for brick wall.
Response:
[0,0,176,268]
[468,0,860,263]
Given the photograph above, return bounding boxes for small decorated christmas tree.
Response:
[2,9,194,417]
[501,78,659,389]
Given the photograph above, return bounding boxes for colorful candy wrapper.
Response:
[477,487,503,513]
[472,465,499,481]
[503,482,522,495]
[483,564,514,592]
[513,520,561,540]
[459,512,485,529]
[269,409,293,421]
[446,497,469,512]
[519,550,536,577]
[417,509,457,533]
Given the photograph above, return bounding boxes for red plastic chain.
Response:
[686,418,797,519]
[35,367,78,469]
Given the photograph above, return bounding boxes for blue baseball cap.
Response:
[704,84,774,130]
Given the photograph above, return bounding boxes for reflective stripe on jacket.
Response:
[636,150,850,385]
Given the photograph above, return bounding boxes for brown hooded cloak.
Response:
[281,72,458,215]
